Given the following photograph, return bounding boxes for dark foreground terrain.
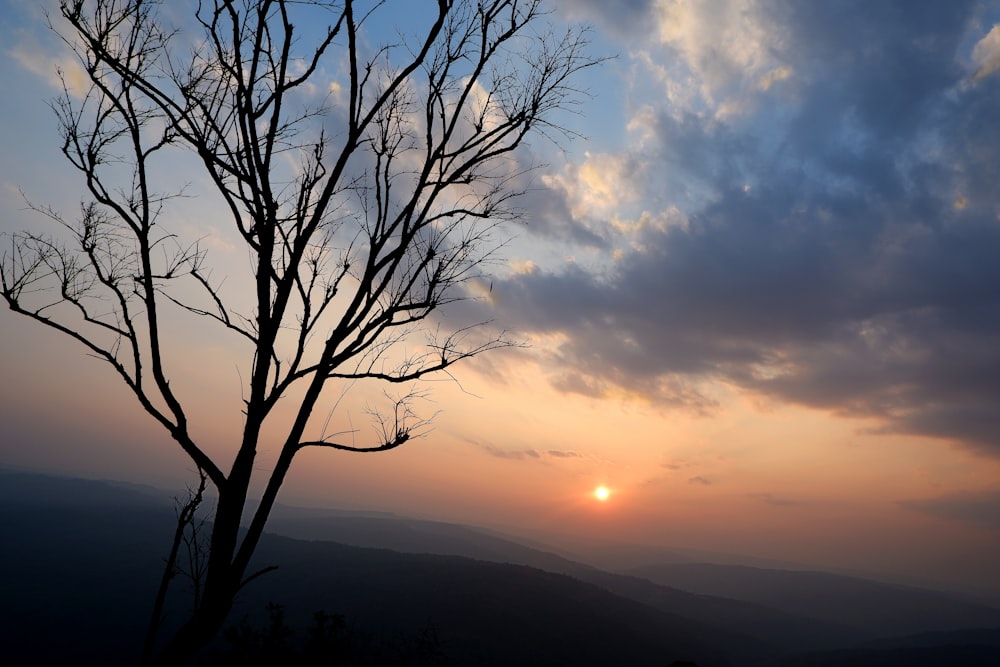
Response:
[1,470,999,666]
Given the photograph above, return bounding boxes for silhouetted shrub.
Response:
[203,603,449,666]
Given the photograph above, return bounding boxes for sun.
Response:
[594,485,610,502]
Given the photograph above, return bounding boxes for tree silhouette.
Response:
[1,0,600,663]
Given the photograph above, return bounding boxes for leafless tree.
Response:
[142,468,209,664]
[1,0,599,663]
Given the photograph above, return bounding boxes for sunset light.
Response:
[3,1,1000,664]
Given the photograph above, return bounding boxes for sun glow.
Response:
[594,485,610,501]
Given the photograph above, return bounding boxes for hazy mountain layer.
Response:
[3,470,998,666]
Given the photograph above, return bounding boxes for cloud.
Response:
[650,0,786,112]
[8,34,89,98]
[688,475,712,485]
[511,164,611,248]
[472,441,582,462]
[749,493,799,507]
[484,0,1000,456]
[482,445,541,461]
[971,24,1000,82]
[542,152,641,221]
[552,0,657,42]
[758,65,793,91]
[547,450,581,459]
[901,491,1000,527]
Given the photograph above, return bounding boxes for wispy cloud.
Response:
[547,450,580,459]
[8,37,89,98]
[474,441,582,463]
[749,493,799,507]
[482,445,541,461]
[900,490,1000,527]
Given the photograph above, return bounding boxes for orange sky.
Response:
[3,0,1000,597]
[4,301,1000,593]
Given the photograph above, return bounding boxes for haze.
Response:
[3,0,1000,601]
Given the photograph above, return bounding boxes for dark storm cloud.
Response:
[901,491,1000,527]
[773,0,976,146]
[490,1,1000,455]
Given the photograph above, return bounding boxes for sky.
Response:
[3,0,1000,594]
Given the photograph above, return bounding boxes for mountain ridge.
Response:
[3,469,998,666]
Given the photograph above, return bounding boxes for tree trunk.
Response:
[152,586,235,666]
[149,483,247,665]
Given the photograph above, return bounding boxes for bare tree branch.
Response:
[1,1,605,662]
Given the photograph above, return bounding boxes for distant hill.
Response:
[0,471,755,665]
[0,468,172,509]
[0,471,178,666]
[243,534,763,666]
[264,507,867,652]
[266,509,590,576]
[261,504,1000,653]
[628,562,1000,639]
[3,470,998,666]
[764,640,1000,667]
